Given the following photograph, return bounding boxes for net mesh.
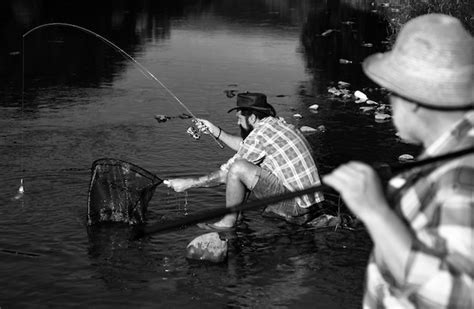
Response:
[87,158,162,226]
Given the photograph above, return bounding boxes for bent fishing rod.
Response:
[133,146,474,239]
[22,23,224,149]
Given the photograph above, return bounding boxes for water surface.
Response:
[0,1,418,307]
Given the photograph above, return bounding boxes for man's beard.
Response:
[240,124,253,139]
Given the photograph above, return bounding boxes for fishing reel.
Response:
[186,126,201,140]
[186,119,224,149]
[187,119,212,140]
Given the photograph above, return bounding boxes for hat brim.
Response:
[363,52,474,106]
[227,106,275,115]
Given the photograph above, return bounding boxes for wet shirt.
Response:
[364,111,474,308]
[220,117,324,207]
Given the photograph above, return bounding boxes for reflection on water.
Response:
[1,0,418,308]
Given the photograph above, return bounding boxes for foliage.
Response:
[385,0,473,44]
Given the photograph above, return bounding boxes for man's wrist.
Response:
[215,127,222,139]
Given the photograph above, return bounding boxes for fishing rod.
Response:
[22,22,224,149]
[133,146,474,239]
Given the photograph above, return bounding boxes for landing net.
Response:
[87,158,162,226]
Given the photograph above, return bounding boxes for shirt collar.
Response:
[421,111,474,159]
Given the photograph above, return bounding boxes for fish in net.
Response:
[87,158,162,226]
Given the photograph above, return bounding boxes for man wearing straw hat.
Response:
[324,14,473,308]
[166,92,324,229]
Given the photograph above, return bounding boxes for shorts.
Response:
[250,168,319,225]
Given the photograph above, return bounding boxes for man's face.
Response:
[236,110,254,139]
[389,95,421,145]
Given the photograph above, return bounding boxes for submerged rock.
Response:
[375,113,391,121]
[360,106,376,113]
[339,58,353,64]
[398,154,415,162]
[224,89,238,98]
[300,126,317,133]
[341,20,355,25]
[154,114,169,123]
[307,214,341,228]
[354,90,368,103]
[185,232,228,263]
[337,81,351,88]
[321,29,336,36]
[300,125,326,134]
[316,125,326,133]
[178,113,192,119]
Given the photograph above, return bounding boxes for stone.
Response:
[307,214,341,228]
[337,81,351,88]
[354,90,368,103]
[299,126,318,133]
[154,114,169,123]
[321,29,335,36]
[398,154,414,162]
[316,125,326,132]
[375,112,391,121]
[360,106,375,113]
[185,232,228,263]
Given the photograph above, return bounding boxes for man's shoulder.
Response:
[431,154,474,193]
[257,117,297,131]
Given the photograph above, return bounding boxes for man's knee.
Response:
[228,159,253,178]
[227,159,259,185]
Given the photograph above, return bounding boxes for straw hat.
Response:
[228,92,276,116]
[363,14,474,108]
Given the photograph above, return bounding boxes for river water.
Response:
[0,0,419,308]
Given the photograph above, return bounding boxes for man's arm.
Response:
[195,119,242,151]
[165,168,227,192]
[324,162,474,306]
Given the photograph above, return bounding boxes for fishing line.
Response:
[21,21,223,151]
[14,35,28,200]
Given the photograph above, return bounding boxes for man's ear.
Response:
[249,113,257,124]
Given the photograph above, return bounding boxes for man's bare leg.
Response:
[212,159,260,228]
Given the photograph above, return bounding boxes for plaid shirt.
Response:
[220,117,324,207]
[364,111,474,309]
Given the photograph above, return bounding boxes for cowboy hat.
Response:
[363,14,474,109]
[227,92,276,116]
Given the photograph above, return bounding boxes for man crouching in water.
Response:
[166,92,324,230]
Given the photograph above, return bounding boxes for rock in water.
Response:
[154,114,169,123]
[354,90,368,103]
[398,154,414,162]
[307,214,341,228]
[185,232,228,263]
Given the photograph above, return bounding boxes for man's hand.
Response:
[164,178,195,192]
[322,161,389,223]
[194,118,218,136]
